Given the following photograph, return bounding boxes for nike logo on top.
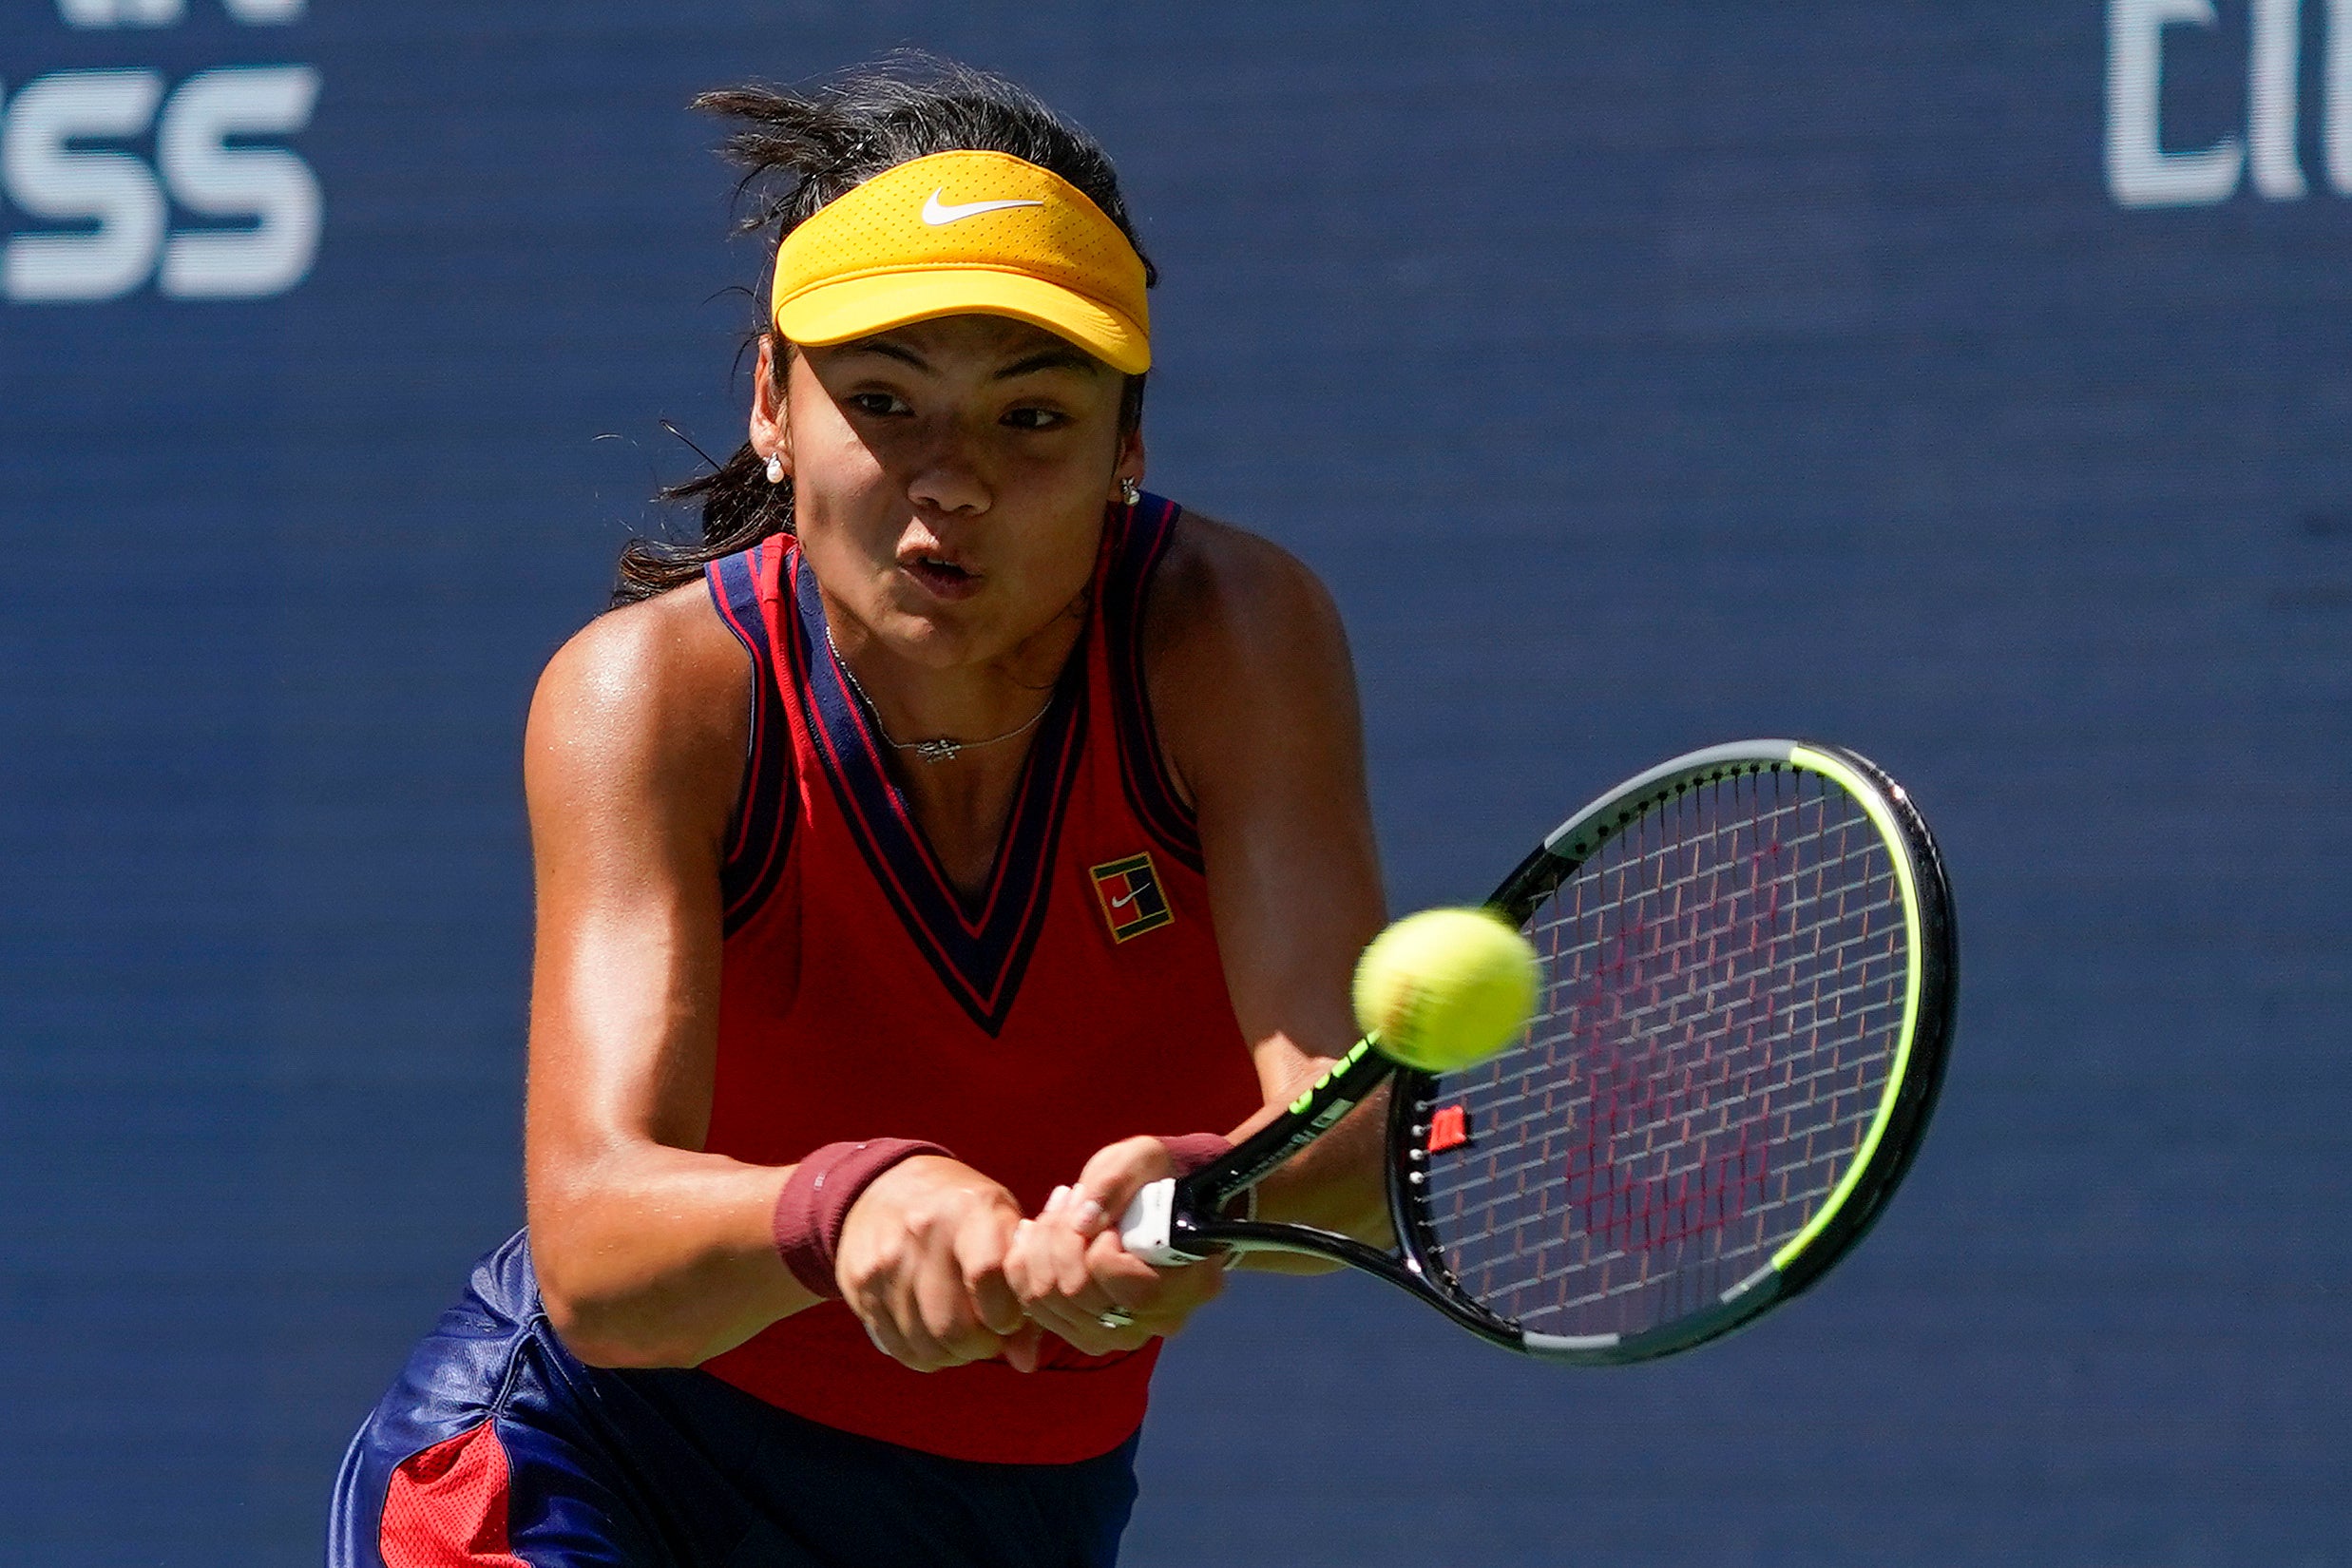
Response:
[922,190,1046,225]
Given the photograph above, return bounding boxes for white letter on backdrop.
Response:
[158,67,323,298]
[2249,0,2308,197]
[3,70,167,301]
[2329,0,2352,192]
[220,0,307,22]
[2107,0,2244,206]
[55,0,185,27]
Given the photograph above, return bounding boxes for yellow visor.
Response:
[769,150,1150,374]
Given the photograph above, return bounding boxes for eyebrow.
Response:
[837,339,931,370]
[992,348,1104,380]
[833,337,1104,380]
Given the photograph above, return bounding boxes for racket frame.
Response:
[1120,739,1958,1365]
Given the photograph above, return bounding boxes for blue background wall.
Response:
[4,3,2347,1563]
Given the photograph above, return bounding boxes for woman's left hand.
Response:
[1003,1135,1227,1357]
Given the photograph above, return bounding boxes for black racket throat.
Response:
[1159,1048,1531,1353]
[1178,1036,1396,1218]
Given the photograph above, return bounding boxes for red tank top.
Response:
[697,495,1261,1463]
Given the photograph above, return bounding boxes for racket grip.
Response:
[1118,1178,1202,1266]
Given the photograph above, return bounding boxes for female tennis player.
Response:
[329,60,1387,1568]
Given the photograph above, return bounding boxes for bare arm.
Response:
[1149,515,1392,1253]
[521,588,812,1367]
[1004,515,1390,1340]
[523,588,1031,1370]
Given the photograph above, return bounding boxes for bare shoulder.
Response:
[535,581,746,717]
[1144,510,1344,660]
[1144,510,1361,808]
[526,580,752,831]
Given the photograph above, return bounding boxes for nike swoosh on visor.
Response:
[921,190,1048,225]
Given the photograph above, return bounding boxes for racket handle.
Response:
[1118,1178,1202,1266]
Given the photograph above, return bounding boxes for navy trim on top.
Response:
[784,551,1089,1036]
[1103,495,1204,873]
[707,541,796,935]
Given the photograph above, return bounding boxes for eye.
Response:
[847,392,910,418]
[1002,405,1069,431]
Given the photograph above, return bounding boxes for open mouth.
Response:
[903,553,978,595]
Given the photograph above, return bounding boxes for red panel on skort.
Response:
[379,1423,529,1568]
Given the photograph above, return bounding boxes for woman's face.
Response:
[753,315,1142,672]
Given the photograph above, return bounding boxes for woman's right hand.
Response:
[833,1156,1044,1373]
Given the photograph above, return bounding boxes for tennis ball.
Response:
[1352,908,1540,1073]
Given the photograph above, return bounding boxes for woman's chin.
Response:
[870,603,987,668]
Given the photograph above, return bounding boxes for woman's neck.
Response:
[818,584,1088,762]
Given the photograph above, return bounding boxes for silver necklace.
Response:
[823,624,1052,764]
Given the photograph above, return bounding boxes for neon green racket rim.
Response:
[1769,746,1924,1272]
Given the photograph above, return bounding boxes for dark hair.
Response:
[612,56,1157,606]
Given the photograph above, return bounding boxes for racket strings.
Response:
[1418,768,1908,1340]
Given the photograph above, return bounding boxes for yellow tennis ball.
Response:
[1351,908,1540,1073]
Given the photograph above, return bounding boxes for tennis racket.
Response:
[1119,739,1958,1364]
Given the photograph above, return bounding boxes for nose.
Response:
[906,423,991,518]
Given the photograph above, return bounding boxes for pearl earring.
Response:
[765,453,785,485]
[1119,478,1139,507]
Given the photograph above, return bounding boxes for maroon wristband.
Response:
[1157,1133,1233,1178]
[772,1138,952,1300]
